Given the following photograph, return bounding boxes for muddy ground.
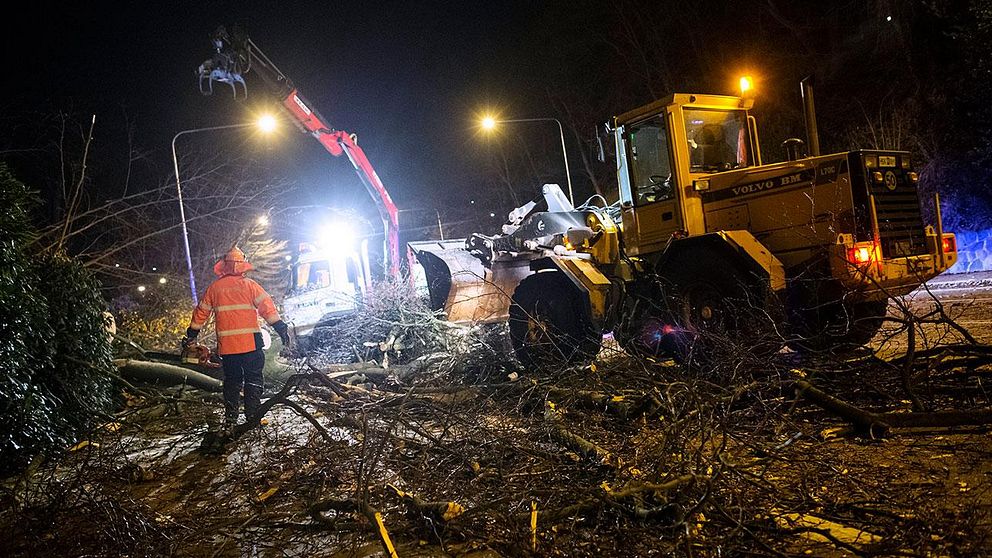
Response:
[1,274,991,557]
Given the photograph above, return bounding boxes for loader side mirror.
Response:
[781,138,806,161]
[596,123,614,163]
[596,126,606,163]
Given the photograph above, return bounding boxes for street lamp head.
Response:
[257,114,278,133]
[481,116,497,131]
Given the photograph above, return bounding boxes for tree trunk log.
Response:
[795,380,992,433]
[114,359,223,392]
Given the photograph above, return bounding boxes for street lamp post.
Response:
[481,117,574,206]
[171,117,277,305]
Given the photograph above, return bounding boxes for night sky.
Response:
[3,1,564,227]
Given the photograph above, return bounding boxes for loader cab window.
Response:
[626,115,674,206]
[684,109,750,173]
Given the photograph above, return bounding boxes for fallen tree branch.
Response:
[544,401,615,466]
[795,380,992,434]
[309,497,399,558]
[114,358,222,392]
[546,386,662,419]
[386,484,465,525]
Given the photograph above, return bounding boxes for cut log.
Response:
[386,484,465,523]
[114,359,223,392]
[795,379,992,433]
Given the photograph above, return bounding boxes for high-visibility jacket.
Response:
[189,275,282,355]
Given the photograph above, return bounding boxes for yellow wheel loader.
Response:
[411,88,957,365]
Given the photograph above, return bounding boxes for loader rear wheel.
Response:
[786,299,888,354]
[658,256,782,366]
[509,271,602,369]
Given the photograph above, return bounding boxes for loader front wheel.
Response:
[509,271,602,369]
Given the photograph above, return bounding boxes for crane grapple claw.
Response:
[197,64,248,99]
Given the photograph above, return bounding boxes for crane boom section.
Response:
[281,90,400,277]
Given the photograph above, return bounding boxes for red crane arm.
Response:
[281,89,400,277]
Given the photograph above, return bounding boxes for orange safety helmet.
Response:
[213,246,255,277]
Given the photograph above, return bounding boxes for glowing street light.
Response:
[479,115,574,205]
[257,114,278,133]
[171,114,278,304]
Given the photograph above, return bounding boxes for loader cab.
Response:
[614,94,758,255]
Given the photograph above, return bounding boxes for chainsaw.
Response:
[181,341,221,368]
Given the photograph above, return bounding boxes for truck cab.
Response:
[282,241,371,338]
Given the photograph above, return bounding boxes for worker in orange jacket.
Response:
[183,247,290,427]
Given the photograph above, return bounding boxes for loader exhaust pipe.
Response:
[800,76,821,157]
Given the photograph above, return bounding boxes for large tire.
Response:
[508,271,602,368]
[624,254,782,365]
[786,299,888,354]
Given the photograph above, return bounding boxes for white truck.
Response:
[282,239,372,340]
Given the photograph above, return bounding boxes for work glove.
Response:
[182,327,199,349]
[272,320,291,347]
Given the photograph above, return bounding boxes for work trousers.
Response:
[221,348,264,423]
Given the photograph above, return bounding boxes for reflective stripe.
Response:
[263,313,282,325]
[214,304,256,312]
[253,293,270,305]
[217,327,261,337]
[197,302,213,311]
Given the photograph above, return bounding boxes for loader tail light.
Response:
[847,241,881,265]
[941,235,956,253]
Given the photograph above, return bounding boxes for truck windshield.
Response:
[684,109,749,173]
[626,114,674,206]
[294,260,333,290]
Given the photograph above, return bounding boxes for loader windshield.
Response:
[684,109,750,173]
